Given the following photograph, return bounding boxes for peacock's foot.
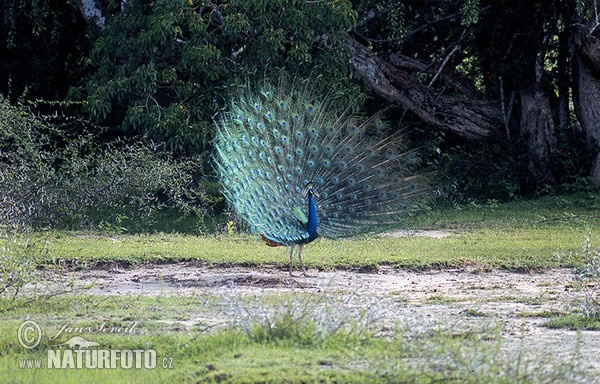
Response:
[288,268,315,278]
[301,269,316,278]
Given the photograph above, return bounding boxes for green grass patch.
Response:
[0,293,589,383]
[545,314,600,330]
[40,225,597,271]
[29,192,600,271]
[406,192,600,230]
[517,310,564,318]
[2,193,600,382]
[463,308,489,317]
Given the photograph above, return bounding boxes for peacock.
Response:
[213,77,428,276]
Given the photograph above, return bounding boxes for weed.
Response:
[546,314,600,330]
[0,232,43,302]
[572,234,600,317]
[550,233,600,329]
[463,308,489,317]
[517,310,563,318]
[0,231,89,311]
[227,292,387,347]
[545,231,600,330]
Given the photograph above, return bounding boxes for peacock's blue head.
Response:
[304,182,319,198]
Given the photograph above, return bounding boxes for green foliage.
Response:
[438,141,520,202]
[232,294,377,348]
[83,0,357,154]
[5,0,600,208]
[575,0,599,19]
[549,120,595,193]
[545,313,600,330]
[0,95,211,231]
[0,1,88,100]
[461,0,480,25]
[0,95,58,229]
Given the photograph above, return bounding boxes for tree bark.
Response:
[573,24,600,183]
[387,53,480,99]
[346,37,502,140]
[519,86,557,185]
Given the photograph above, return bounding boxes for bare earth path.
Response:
[73,263,599,378]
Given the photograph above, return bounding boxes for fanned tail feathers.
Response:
[214,78,428,245]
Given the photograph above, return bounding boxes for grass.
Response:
[40,192,600,271]
[41,227,592,271]
[545,314,600,330]
[2,192,600,382]
[0,292,588,383]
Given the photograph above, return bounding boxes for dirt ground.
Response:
[70,261,600,378]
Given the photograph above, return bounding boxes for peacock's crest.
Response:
[214,77,429,272]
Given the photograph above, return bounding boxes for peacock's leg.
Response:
[298,243,307,276]
[289,245,295,276]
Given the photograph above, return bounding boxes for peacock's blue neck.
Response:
[307,193,318,241]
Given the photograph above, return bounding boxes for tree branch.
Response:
[428,44,460,88]
[346,37,502,140]
[387,53,479,98]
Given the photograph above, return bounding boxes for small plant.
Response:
[0,230,88,311]
[551,233,600,330]
[227,292,385,347]
[226,221,236,236]
[0,231,42,302]
[570,235,600,318]
[97,214,129,235]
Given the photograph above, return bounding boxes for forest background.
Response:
[2,0,600,231]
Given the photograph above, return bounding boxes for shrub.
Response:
[437,141,520,203]
[0,95,211,230]
[570,235,600,319]
[0,232,44,303]
[228,292,385,347]
[0,231,85,311]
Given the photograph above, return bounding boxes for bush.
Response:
[0,95,211,230]
[0,231,85,311]
[0,232,44,303]
[437,141,520,203]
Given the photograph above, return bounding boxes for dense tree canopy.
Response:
[0,0,88,99]
[1,0,600,209]
[82,0,357,154]
[349,0,600,196]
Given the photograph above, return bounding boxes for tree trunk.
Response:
[573,24,600,183]
[519,86,557,185]
[76,0,106,29]
[346,37,502,140]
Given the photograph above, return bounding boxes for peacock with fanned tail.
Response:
[214,78,428,275]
